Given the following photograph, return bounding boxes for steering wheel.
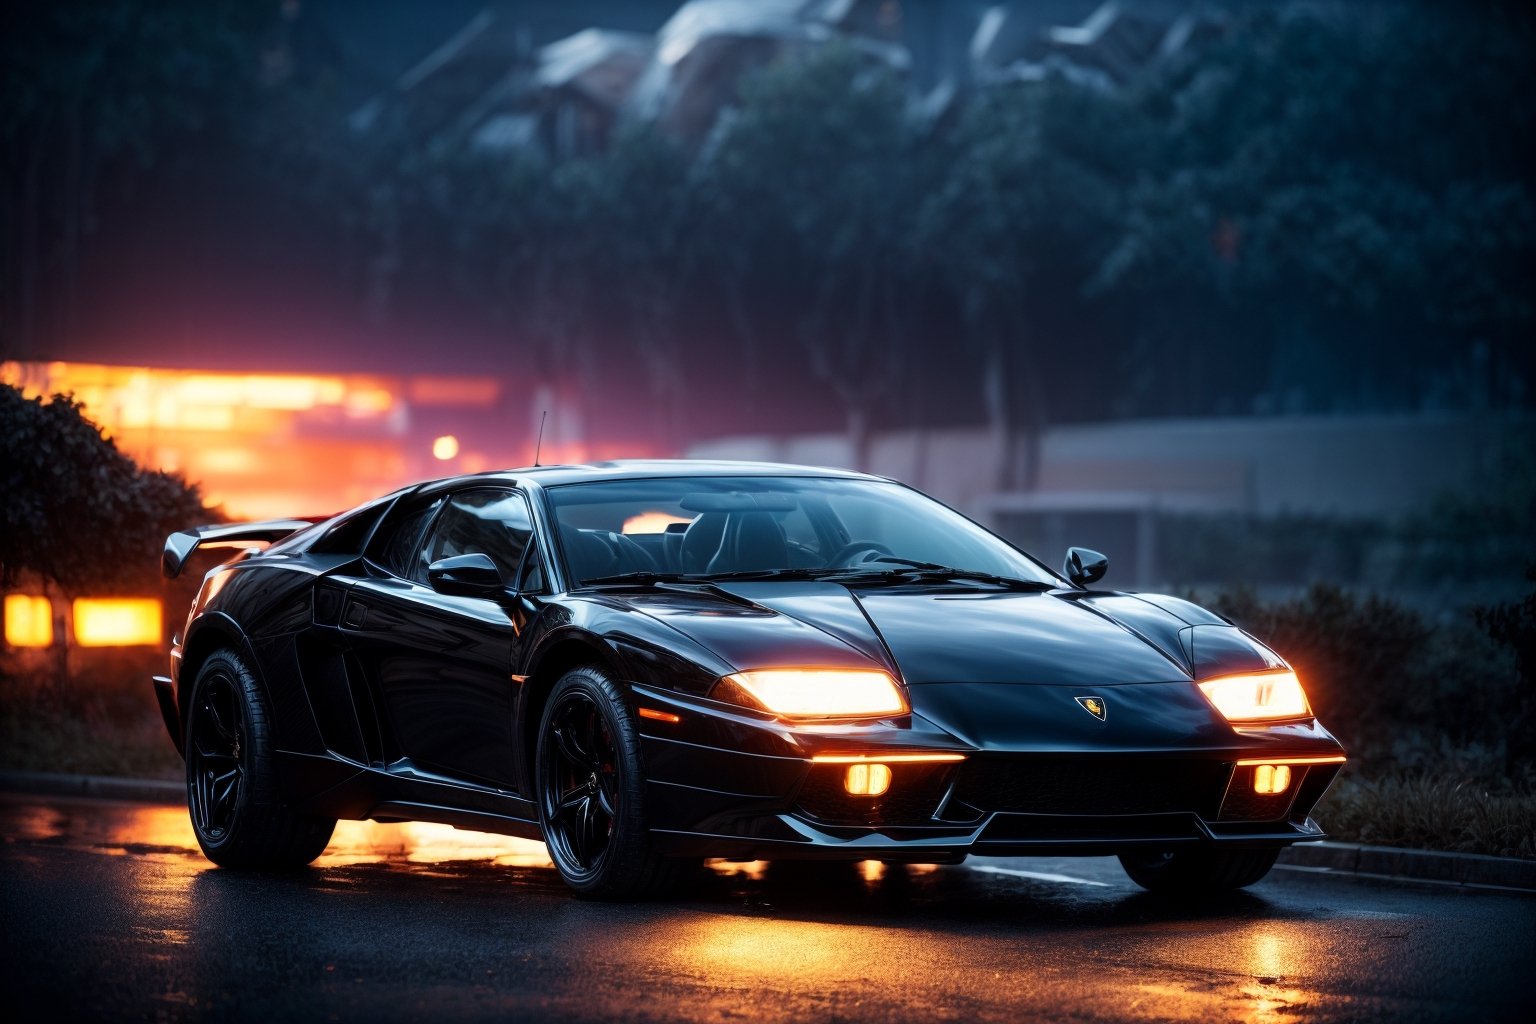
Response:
[828,540,895,568]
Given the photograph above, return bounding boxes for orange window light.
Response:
[72,598,163,647]
[4,595,53,647]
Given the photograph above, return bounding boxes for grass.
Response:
[0,666,183,781]
[1316,773,1536,861]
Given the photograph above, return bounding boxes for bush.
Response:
[0,663,182,781]
[1320,774,1536,860]
[1206,581,1530,783]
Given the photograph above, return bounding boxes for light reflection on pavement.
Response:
[1,793,1531,1023]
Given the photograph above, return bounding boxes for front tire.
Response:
[1118,847,1279,893]
[535,666,680,899]
[185,649,336,869]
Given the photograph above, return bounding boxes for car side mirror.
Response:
[1064,547,1108,587]
[427,553,506,598]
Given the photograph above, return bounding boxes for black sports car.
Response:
[156,461,1345,898]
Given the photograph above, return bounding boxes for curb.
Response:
[1277,840,1536,892]
[0,770,181,805]
[2,771,1532,891]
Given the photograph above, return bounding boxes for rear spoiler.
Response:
[162,519,317,579]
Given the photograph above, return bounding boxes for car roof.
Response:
[416,459,885,491]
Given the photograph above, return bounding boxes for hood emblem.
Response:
[1075,695,1107,721]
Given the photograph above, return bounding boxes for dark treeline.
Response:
[4,2,1532,477]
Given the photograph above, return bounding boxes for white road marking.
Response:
[970,864,1112,887]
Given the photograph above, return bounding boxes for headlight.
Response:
[714,669,908,720]
[1198,669,1311,723]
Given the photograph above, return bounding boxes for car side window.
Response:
[372,499,442,580]
[417,489,534,585]
[517,546,546,594]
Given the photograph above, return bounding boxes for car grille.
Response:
[950,757,1233,819]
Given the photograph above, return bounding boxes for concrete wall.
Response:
[687,412,1532,520]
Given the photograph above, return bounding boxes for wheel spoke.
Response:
[554,721,588,767]
[188,774,206,831]
[557,783,587,813]
[581,712,598,769]
[211,769,240,820]
[206,690,235,744]
[572,795,594,865]
[595,776,617,818]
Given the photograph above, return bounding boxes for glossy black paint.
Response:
[158,460,1345,863]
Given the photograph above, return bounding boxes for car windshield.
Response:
[545,476,1060,587]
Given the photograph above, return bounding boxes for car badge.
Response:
[1075,695,1107,721]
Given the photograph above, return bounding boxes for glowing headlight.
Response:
[715,669,908,720]
[1198,669,1311,723]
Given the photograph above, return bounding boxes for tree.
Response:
[0,0,276,353]
[551,129,698,450]
[0,385,211,597]
[1098,4,1536,415]
[915,82,1134,488]
[697,46,932,470]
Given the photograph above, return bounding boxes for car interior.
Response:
[558,492,830,583]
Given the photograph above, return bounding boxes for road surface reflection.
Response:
[9,794,1508,1022]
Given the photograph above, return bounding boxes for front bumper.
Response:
[630,683,1346,861]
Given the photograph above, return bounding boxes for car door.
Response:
[342,487,542,789]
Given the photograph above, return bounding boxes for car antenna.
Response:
[533,409,547,467]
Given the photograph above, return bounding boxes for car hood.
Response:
[618,581,1275,688]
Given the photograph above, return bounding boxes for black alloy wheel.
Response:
[184,649,336,868]
[541,689,620,873]
[188,669,246,841]
[535,667,683,899]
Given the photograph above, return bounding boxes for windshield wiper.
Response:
[580,567,852,587]
[857,558,1057,590]
[579,571,691,586]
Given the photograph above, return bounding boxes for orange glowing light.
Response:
[704,859,769,880]
[1252,764,1292,794]
[844,762,892,796]
[622,511,693,534]
[72,598,162,647]
[0,360,517,525]
[723,669,908,719]
[809,753,966,764]
[637,707,681,723]
[1233,755,1346,767]
[432,434,461,460]
[4,595,53,647]
[1198,670,1311,722]
[859,860,887,882]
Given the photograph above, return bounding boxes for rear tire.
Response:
[185,649,336,869]
[1118,847,1279,893]
[535,666,681,899]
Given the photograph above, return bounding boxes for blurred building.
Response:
[2,361,521,521]
[348,0,1237,162]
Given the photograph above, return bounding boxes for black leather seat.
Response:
[680,513,727,573]
[560,526,619,583]
[707,511,789,574]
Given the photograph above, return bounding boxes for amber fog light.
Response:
[1252,764,1292,795]
[845,763,892,796]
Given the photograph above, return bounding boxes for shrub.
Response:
[1205,582,1527,782]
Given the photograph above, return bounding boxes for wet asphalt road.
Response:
[1,794,1531,1023]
